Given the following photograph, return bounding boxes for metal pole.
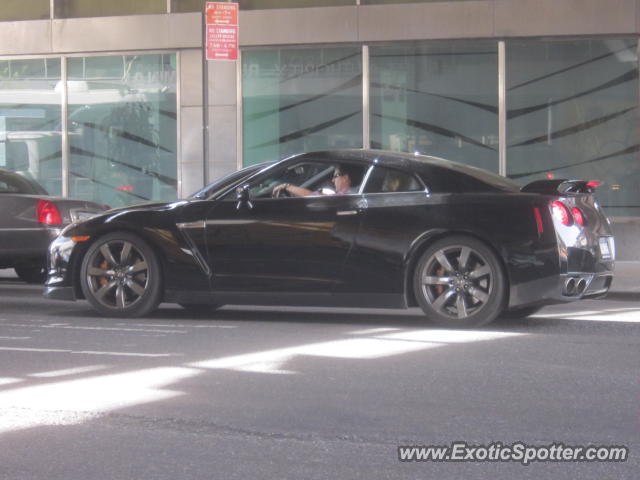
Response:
[362,45,370,149]
[61,56,69,197]
[498,40,507,177]
[202,11,210,184]
[236,49,243,169]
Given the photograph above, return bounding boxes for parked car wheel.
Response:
[413,236,507,328]
[80,232,162,317]
[14,265,47,284]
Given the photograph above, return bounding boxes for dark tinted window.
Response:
[363,166,423,193]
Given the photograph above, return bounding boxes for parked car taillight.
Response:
[551,201,572,226]
[571,207,585,226]
[36,199,62,225]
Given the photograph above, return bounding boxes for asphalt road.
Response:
[0,276,638,480]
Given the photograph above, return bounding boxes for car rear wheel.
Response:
[80,232,162,318]
[14,265,47,284]
[413,236,506,328]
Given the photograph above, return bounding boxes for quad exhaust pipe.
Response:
[564,277,588,296]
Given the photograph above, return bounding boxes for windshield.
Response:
[188,162,275,199]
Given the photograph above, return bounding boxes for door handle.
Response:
[337,210,359,216]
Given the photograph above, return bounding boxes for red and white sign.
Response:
[206,2,239,61]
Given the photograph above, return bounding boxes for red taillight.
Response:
[572,207,585,226]
[36,199,62,225]
[586,180,602,188]
[533,207,544,235]
[551,201,571,226]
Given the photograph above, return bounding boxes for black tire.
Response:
[80,232,162,318]
[500,305,543,319]
[413,236,507,328]
[15,265,47,284]
[178,303,223,313]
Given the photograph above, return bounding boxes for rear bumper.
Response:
[0,227,62,268]
[44,286,76,301]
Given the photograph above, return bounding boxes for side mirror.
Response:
[236,184,253,210]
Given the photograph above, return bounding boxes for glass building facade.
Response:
[242,38,640,218]
[0,53,177,208]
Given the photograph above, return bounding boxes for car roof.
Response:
[293,149,520,192]
[0,169,48,195]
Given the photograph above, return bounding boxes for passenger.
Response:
[382,173,402,192]
[272,165,355,197]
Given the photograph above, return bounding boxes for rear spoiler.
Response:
[521,179,602,195]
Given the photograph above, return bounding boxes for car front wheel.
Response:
[413,236,507,328]
[80,232,162,317]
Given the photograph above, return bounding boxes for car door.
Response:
[203,161,366,296]
[343,165,430,296]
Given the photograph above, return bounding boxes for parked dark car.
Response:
[45,150,614,327]
[0,169,107,283]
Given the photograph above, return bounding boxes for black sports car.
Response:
[45,150,615,327]
[0,169,107,283]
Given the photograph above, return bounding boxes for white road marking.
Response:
[348,328,402,335]
[535,309,640,323]
[0,347,179,358]
[29,365,110,378]
[0,323,185,334]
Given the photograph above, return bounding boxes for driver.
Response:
[272,165,354,198]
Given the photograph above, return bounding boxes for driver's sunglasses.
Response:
[332,171,346,178]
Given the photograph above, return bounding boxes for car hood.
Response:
[99,199,191,216]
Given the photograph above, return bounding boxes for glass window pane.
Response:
[242,47,363,166]
[67,54,177,208]
[370,41,499,173]
[0,0,49,21]
[55,0,166,18]
[506,39,639,217]
[172,0,354,11]
[0,58,62,195]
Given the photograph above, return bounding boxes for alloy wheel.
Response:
[85,239,150,310]
[419,244,494,320]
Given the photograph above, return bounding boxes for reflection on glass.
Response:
[67,54,177,208]
[0,58,62,195]
[242,48,363,166]
[506,39,639,217]
[370,41,499,173]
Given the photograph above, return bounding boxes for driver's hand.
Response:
[272,183,287,195]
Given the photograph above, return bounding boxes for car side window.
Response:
[363,167,424,193]
[242,161,332,199]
